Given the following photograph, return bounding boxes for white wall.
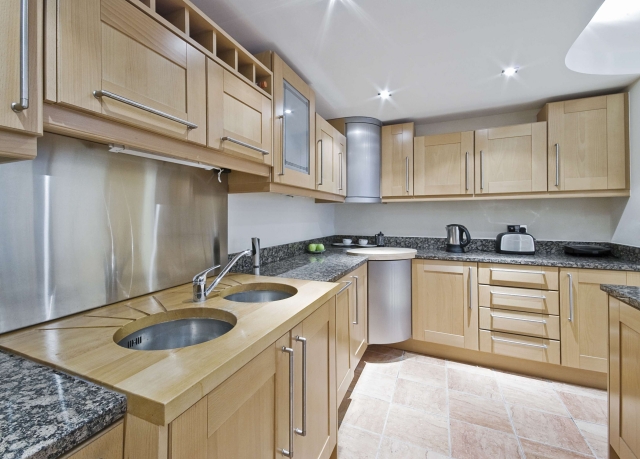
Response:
[612,78,640,247]
[228,194,335,252]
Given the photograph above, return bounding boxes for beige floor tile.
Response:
[337,424,381,459]
[377,436,427,459]
[393,378,448,416]
[448,390,513,433]
[446,360,494,376]
[449,419,521,459]
[356,350,404,378]
[499,380,569,416]
[575,421,608,459]
[551,382,607,400]
[352,366,397,402]
[399,359,446,388]
[509,405,592,455]
[494,370,551,390]
[427,452,450,459]
[557,392,608,425]
[383,404,450,455]
[366,345,404,358]
[519,438,594,459]
[404,351,446,366]
[447,368,502,400]
[341,392,390,434]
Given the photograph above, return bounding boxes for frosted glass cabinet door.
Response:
[283,81,310,173]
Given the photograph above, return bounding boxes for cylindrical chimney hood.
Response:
[344,117,382,203]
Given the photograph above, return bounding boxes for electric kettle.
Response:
[446,224,471,253]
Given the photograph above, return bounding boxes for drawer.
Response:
[479,330,560,364]
[478,263,559,290]
[62,420,123,459]
[479,307,560,340]
[479,285,559,315]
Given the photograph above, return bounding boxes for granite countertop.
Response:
[601,285,640,311]
[257,249,368,282]
[0,350,126,459]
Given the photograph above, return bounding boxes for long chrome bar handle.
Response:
[338,152,343,191]
[317,139,323,186]
[221,136,268,155]
[468,267,472,310]
[278,115,285,176]
[338,280,352,295]
[465,152,469,191]
[12,0,29,112]
[492,336,548,349]
[93,90,198,129]
[490,313,547,324]
[568,273,574,322]
[294,336,307,437]
[555,143,560,187]
[480,150,484,190]
[405,157,409,193]
[490,268,546,275]
[490,291,546,300]
[281,346,294,457]
[351,275,359,324]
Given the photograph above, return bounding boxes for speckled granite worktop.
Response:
[258,249,368,282]
[601,285,640,311]
[0,350,126,459]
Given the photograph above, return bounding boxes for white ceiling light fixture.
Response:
[284,109,293,114]
[501,67,519,77]
[378,90,391,99]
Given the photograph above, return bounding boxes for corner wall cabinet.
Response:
[316,114,346,196]
[381,122,414,198]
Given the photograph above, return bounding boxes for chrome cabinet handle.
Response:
[281,346,294,457]
[480,150,484,190]
[278,115,285,175]
[338,280,352,295]
[491,336,548,349]
[317,139,323,186]
[12,0,29,112]
[93,90,198,129]
[490,313,547,324]
[294,336,307,437]
[490,291,546,300]
[405,157,409,193]
[351,275,359,324]
[221,137,268,155]
[490,268,546,275]
[465,152,469,191]
[468,267,473,310]
[555,143,560,187]
[339,152,343,191]
[568,273,574,322]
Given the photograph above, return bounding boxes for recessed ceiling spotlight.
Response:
[378,90,391,99]
[502,67,519,77]
[284,109,292,114]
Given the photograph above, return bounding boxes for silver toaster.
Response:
[495,229,535,255]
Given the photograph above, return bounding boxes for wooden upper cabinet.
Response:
[207,60,272,163]
[414,131,474,196]
[57,0,206,145]
[475,122,547,195]
[538,94,629,192]
[337,132,347,197]
[316,114,337,194]
[381,123,414,197]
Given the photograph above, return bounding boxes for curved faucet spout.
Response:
[192,249,252,302]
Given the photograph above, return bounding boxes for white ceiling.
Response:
[191,0,640,123]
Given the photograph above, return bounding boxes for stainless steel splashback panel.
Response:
[344,117,382,203]
[0,133,227,334]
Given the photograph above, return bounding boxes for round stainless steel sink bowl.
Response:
[221,283,298,303]
[114,308,236,351]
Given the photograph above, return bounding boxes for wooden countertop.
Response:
[0,274,340,426]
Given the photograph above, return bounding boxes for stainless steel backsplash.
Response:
[0,133,227,333]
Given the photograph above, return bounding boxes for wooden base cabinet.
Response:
[412,260,478,350]
[349,264,368,367]
[335,277,355,405]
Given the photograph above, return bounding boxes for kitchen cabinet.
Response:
[609,296,640,459]
[170,298,336,459]
[412,260,479,350]
[349,264,368,368]
[335,277,354,405]
[207,60,272,162]
[381,123,414,197]
[61,420,123,459]
[474,122,547,195]
[414,131,474,196]
[0,0,42,162]
[538,93,629,192]
[560,268,627,373]
[316,114,346,195]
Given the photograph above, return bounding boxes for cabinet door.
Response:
[58,0,206,145]
[335,280,354,405]
[475,122,547,194]
[336,132,347,197]
[414,131,474,196]
[545,94,628,192]
[560,268,626,373]
[381,123,414,197]
[207,60,272,162]
[0,0,42,137]
[349,264,368,368]
[412,260,478,350]
[315,114,337,194]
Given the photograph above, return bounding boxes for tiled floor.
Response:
[337,345,608,459]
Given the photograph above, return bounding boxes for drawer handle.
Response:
[491,336,548,349]
[93,90,198,130]
[490,313,547,324]
[11,0,29,112]
[338,280,352,295]
[490,291,546,300]
[489,268,546,275]
[221,136,269,155]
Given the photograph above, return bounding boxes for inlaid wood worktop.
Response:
[0,274,341,427]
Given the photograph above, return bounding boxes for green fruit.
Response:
[316,244,325,251]
[308,244,317,252]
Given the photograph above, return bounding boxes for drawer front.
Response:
[479,330,560,364]
[478,263,559,290]
[479,285,559,315]
[63,420,123,459]
[479,307,560,340]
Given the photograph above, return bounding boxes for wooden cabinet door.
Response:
[336,132,347,197]
[58,0,206,145]
[316,114,337,194]
[414,131,474,196]
[335,279,354,405]
[475,122,547,195]
[560,268,626,373]
[381,123,414,197]
[349,264,368,368]
[207,60,272,162]
[0,0,42,137]
[412,260,479,350]
[542,94,628,192]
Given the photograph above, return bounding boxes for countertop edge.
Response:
[601,284,640,311]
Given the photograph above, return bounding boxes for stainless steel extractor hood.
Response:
[344,117,382,203]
